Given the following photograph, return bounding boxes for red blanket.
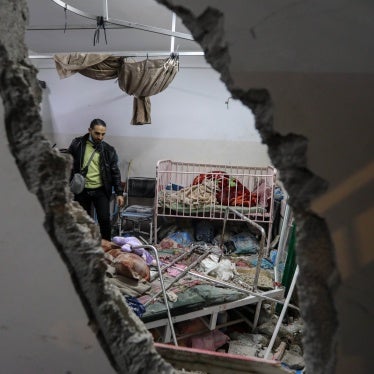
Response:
[192,171,257,207]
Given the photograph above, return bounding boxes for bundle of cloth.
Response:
[159,179,217,207]
[112,236,156,266]
[192,171,257,207]
[101,237,156,282]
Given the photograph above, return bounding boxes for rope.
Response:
[64,4,67,33]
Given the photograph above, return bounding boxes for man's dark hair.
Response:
[90,118,107,128]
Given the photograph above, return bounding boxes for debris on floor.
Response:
[103,217,304,373]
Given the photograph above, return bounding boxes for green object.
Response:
[282,223,297,293]
[276,223,297,314]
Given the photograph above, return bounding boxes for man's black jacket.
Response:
[68,133,124,198]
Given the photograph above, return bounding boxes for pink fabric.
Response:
[166,264,186,277]
[253,179,272,208]
[191,330,230,351]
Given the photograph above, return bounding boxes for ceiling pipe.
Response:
[27,25,131,30]
[170,12,176,53]
[103,0,108,21]
[28,51,205,59]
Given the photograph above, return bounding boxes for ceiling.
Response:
[26,0,374,73]
[25,0,203,57]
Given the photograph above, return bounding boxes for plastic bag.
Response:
[168,231,193,246]
[207,259,237,281]
[231,232,259,254]
[201,254,237,282]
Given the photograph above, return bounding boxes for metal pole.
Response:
[144,250,212,306]
[220,208,229,250]
[150,247,195,282]
[103,0,108,20]
[132,245,178,346]
[225,207,266,290]
[170,12,176,53]
[264,265,299,359]
[252,300,263,331]
[28,51,205,59]
[169,265,299,311]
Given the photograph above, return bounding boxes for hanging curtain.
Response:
[53,53,179,125]
[117,57,179,125]
[54,53,118,79]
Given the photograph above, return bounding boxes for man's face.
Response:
[88,124,106,143]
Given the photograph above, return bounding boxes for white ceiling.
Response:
[26,0,374,74]
[25,0,202,55]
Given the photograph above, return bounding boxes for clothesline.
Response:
[29,51,204,59]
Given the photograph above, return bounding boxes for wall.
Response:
[163,2,373,373]
[231,71,374,374]
[36,59,270,178]
[0,100,115,373]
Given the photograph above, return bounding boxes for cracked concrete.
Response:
[157,1,340,373]
[0,1,173,373]
[1,1,372,373]
[0,0,339,372]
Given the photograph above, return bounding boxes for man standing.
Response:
[68,118,125,240]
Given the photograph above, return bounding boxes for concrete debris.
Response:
[229,332,270,346]
[228,340,263,358]
[289,344,303,356]
[257,315,304,344]
[227,313,305,371]
[282,350,305,370]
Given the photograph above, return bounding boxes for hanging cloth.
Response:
[53,53,179,125]
[132,96,152,125]
[117,56,179,125]
[54,53,121,80]
[78,56,121,80]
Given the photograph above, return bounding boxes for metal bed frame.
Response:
[121,161,285,346]
[140,205,287,345]
[145,287,284,344]
[154,160,277,253]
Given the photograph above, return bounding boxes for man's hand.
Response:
[116,195,125,208]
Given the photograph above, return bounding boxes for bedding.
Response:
[102,239,284,342]
[158,197,268,216]
[158,175,265,210]
[141,283,247,322]
[155,160,277,248]
[192,171,257,207]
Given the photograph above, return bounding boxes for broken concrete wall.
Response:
[156,1,374,374]
[1,0,373,374]
[0,99,117,373]
[0,1,173,373]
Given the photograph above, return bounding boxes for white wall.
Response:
[35,58,271,177]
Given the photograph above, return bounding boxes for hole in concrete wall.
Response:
[155,2,341,373]
[0,1,172,373]
[0,1,342,373]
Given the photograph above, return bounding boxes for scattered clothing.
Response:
[125,295,146,317]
